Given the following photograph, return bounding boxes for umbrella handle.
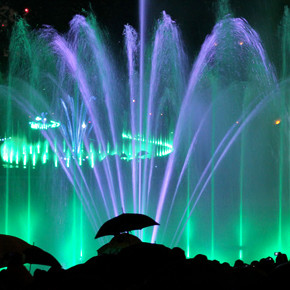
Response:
[29,242,35,273]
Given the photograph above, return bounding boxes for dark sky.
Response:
[1,0,290,67]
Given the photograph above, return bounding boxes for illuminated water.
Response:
[0,3,289,267]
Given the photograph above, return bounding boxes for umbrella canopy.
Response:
[24,246,61,268]
[0,235,30,267]
[97,233,141,255]
[95,213,159,239]
[0,234,61,268]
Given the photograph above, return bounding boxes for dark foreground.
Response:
[0,243,289,290]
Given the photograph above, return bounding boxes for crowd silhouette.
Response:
[0,240,289,290]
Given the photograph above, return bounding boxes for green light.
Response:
[239,249,243,260]
[3,144,8,162]
[42,154,47,164]
[27,166,31,244]
[66,154,70,167]
[1,131,174,168]
[90,153,94,168]
[121,131,174,158]
[29,120,60,130]
[9,150,13,164]
[5,167,9,235]
[32,153,36,166]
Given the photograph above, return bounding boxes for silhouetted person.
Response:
[275,252,288,265]
[234,259,245,268]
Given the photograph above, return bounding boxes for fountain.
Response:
[0,1,289,267]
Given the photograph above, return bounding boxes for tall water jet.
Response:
[138,0,146,215]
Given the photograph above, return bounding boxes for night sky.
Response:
[0,0,289,70]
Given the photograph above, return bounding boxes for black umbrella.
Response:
[24,246,61,268]
[95,213,159,239]
[0,234,61,268]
